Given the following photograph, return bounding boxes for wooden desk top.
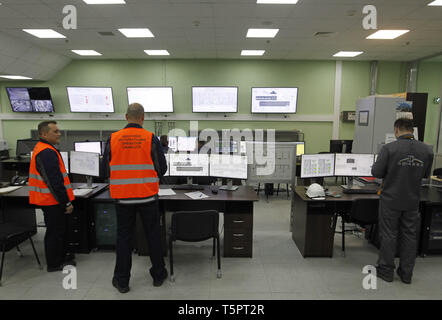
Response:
[91,185,259,202]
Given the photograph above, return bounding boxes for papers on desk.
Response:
[0,186,22,194]
[185,191,209,200]
[158,189,176,197]
[73,188,93,197]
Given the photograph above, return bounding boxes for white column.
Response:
[332,60,343,139]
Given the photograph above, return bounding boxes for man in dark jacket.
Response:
[372,118,433,284]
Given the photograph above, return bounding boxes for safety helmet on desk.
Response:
[306,183,325,198]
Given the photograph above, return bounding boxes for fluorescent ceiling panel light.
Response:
[83,0,126,4]
[23,29,66,38]
[246,28,279,38]
[241,50,265,56]
[71,50,102,56]
[428,0,442,6]
[144,50,170,56]
[118,28,154,38]
[333,51,363,57]
[366,30,409,39]
[257,0,299,3]
[0,75,32,80]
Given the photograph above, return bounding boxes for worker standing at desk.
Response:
[103,103,168,293]
[28,121,75,272]
[372,118,433,284]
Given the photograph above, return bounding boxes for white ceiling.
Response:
[0,0,441,64]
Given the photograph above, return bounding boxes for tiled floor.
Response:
[1,193,441,300]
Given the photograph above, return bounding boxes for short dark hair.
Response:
[159,135,168,146]
[394,118,414,132]
[38,121,57,136]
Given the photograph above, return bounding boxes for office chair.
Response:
[168,210,221,282]
[0,222,43,286]
[433,168,442,178]
[333,199,379,257]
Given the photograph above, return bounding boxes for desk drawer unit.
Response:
[224,202,253,257]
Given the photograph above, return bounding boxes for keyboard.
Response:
[73,188,94,196]
[170,184,204,191]
[342,188,378,194]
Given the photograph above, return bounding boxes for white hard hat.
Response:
[306,183,325,198]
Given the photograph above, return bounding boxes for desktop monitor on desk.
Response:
[177,136,198,152]
[169,153,209,184]
[210,154,248,191]
[74,141,102,155]
[295,142,305,156]
[330,140,353,154]
[16,139,39,159]
[334,153,374,177]
[70,151,100,188]
[168,136,178,152]
[300,153,335,178]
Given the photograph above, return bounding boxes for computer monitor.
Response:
[16,139,39,158]
[168,136,177,152]
[214,140,238,154]
[67,87,115,113]
[169,153,209,177]
[330,140,353,154]
[74,141,102,155]
[300,154,335,178]
[69,151,100,188]
[239,141,247,154]
[177,136,198,152]
[60,151,69,174]
[295,142,305,156]
[6,87,55,113]
[334,153,374,177]
[251,87,298,114]
[127,87,174,113]
[210,154,247,190]
[192,86,238,113]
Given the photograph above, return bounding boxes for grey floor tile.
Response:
[210,291,272,300]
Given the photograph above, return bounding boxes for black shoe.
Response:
[376,267,393,282]
[112,278,130,294]
[152,269,168,287]
[47,265,63,272]
[397,268,411,284]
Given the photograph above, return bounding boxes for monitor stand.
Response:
[219,179,239,191]
[77,176,99,189]
[187,177,193,185]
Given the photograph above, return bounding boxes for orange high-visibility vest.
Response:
[29,142,75,206]
[109,127,159,199]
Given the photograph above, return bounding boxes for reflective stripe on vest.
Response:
[110,164,155,171]
[110,177,159,185]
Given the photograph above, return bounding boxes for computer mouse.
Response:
[211,187,219,194]
[334,194,342,198]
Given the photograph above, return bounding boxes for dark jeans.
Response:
[114,200,165,287]
[377,201,419,279]
[42,205,69,268]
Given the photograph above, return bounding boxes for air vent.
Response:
[98,31,115,36]
[314,32,336,37]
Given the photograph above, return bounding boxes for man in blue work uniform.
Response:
[372,118,433,284]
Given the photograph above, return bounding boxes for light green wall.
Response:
[418,62,442,147]
[0,59,439,155]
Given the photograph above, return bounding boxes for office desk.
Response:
[0,183,108,253]
[291,185,442,257]
[0,158,31,181]
[91,185,259,257]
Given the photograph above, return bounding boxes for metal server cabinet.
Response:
[352,96,405,154]
[421,203,442,255]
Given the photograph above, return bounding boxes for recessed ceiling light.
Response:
[246,28,279,38]
[71,50,102,56]
[241,50,265,56]
[366,30,409,39]
[257,0,299,3]
[0,75,33,80]
[144,50,170,56]
[118,28,154,38]
[83,0,126,4]
[428,0,442,6]
[23,29,66,38]
[333,51,363,57]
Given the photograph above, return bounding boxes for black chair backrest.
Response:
[350,199,379,225]
[171,210,219,242]
[433,168,442,177]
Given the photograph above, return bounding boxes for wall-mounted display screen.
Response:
[192,86,238,113]
[127,87,174,113]
[67,87,114,113]
[251,87,298,113]
[6,87,55,112]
